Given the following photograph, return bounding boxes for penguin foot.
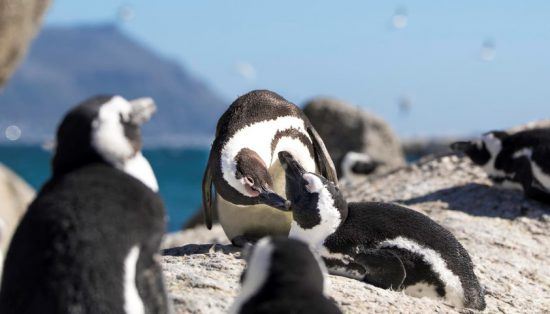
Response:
[231,235,257,248]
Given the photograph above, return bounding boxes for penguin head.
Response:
[450,131,508,166]
[53,95,156,175]
[340,151,379,178]
[230,148,290,211]
[239,237,327,295]
[279,151,348,232]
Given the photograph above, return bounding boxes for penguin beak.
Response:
[257,186,291,211]
[129,97,157,125]
[278,151,306,179]
[450,141,473,153]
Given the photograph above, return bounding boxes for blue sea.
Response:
[0,145,208,232]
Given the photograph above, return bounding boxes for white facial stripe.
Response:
[272,136,316,172]
[303,173,324,193]
[480,134,504,177]
[124,246,145,314]
[221,116,316,197]
[378,237,465,308]
[341,151,373,179]
[230,238,273,314]
[289,181,342,249]
[123,152,159,192]
[92,96,158,191]
[92,95,135,167]
[128,97,156,124]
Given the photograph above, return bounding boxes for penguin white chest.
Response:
[217,160,293,240]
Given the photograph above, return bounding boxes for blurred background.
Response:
[1,1,549,231]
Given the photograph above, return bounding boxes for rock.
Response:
[507,119,550,133]
[162,225,228,250]
[0,0,51,86]
[0,163,34,253]
[402,137,460,161]
[303,97,405,177]
[162,155,549,313]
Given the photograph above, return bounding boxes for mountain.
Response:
[0,24,226,145]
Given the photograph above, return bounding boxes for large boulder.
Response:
[303,97,405,177]
[161,155,549,313]
[0,163,34,254]
[0,0,50,86]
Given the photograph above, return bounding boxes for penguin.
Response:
[202,90,338,246]
[340,151,379,179]
[0,95,170,314]
[278,151,486,310]
[451,128,550,203]
[230,236,342,314]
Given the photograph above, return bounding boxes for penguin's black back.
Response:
[496,128,550,172]
[0,163,166,314]
[329,202,484,309]
[239,292,341,314]
[240,237,341,314]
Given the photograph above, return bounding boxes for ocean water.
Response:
[0,145,209,232]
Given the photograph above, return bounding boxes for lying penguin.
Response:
[230,236,342,314]
[340,151,379,179]
[279,151,486,310]
[451,128,550,203]
[0,95,170,313]
[203,90,338,246]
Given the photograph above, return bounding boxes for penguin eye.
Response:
[244,176,254,186]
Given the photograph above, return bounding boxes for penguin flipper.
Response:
[355,249,406,290]
[202,163,214,230]
[307,126,339,184]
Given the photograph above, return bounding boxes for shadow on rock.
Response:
[163,243,241,257]
[400,183,550,219]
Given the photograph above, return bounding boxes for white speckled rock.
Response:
[162,155,550,313]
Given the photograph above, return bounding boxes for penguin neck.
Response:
[52,143,105,177]
[121,152,159,192]
[53,148,158,192]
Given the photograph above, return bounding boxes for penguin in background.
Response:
[230,236,342,314]
[0,95,170,314]
[451,128,550,203]
[340,151,379,180]
[202,90,338,246]
[279,151,486,310]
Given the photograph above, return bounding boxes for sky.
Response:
[44,1,550,137]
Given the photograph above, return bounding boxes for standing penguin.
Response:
[203,90,337,246]
[451,128,550,203]
[0,95,170,314]
[279,151,486,310]
[230,236,342,314]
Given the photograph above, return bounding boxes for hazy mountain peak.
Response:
[0,23,226,146]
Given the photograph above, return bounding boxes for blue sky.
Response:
[45,1,550,137]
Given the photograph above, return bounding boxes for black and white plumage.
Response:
[340,151,379,179]
[451,128,550,203]
[279,151,486,310]
[0,95,170,314]
[203,90,338,245]
[230,236,342,314]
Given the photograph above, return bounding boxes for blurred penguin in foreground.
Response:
[0,95,170,313]
[231,236,342,314]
